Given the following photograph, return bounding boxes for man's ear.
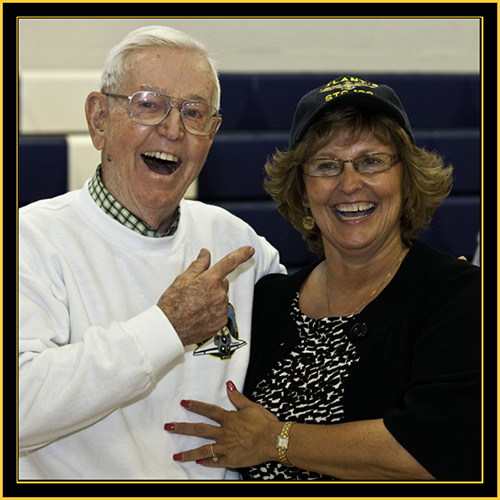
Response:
[85,92,108,151]
[207,116,222,143]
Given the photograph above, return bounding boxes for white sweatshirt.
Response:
[18,182,284,480]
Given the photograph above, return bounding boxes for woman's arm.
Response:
[286,417,434,480]
[165,381,434,480]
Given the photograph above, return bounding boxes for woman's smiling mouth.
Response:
[142,151,181,175]
[334,202,377,221]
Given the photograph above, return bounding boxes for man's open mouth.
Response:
[334,202,377,221]
[142,151,181,175]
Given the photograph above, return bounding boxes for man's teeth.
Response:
[143,151,179,162]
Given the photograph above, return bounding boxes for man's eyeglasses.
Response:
[104,91,220,136]
[303,153,401,177]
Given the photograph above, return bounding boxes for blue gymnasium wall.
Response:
[19,74,481,268]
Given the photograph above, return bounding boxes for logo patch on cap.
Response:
[320,77,379,102]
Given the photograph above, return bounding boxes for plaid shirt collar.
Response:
[88,165,180,238]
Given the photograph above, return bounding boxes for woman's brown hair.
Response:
[264,106,453,257]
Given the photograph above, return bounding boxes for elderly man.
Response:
[19,25,283,480]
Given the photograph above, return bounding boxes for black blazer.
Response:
[245,241,481,480]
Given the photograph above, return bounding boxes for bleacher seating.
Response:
[19,74,481,268]
[18,135,68,205]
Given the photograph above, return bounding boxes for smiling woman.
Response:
[301,129,405,258]
[167,76,481,481]
[266,102,452,257]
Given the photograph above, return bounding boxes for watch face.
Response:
[277,436,289,448]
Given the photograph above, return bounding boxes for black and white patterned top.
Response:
[242,293,360,481]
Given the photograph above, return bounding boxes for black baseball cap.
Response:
[289,76,415,148]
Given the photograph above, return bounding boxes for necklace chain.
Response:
[324,250,406,317]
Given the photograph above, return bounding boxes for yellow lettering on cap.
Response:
[320,78,379,94]
[324,89,374,102]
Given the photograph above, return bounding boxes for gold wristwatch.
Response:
[276,421,296,466]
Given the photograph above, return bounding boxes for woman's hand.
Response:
[164,381,281,468]
[165,382,435,479]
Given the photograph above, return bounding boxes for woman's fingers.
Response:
[165,382,281,468]
[179,398,227,423]
[166,422,227,467]
[172,443,226,467]
[164,420,218,440]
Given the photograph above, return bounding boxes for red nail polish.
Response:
[196,459,204,465]
[226,380,236,392]
[173,453,183,461]
[164,423,175,432]
[180,399,191,409]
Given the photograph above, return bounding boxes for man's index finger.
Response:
[208,246,255,280]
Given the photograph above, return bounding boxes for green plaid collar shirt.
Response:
[88,165,180,238]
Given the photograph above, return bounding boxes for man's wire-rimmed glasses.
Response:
[104,91,220,136]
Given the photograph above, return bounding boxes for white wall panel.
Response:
[20,70,100,134]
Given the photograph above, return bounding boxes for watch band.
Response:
[276,421,296,466]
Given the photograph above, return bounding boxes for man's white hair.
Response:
[100,25,221,109]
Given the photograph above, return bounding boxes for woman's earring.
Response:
[302,207,315,230]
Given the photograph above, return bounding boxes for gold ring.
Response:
[210,444,219,463]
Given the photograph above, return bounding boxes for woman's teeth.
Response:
[335,202,376,220]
